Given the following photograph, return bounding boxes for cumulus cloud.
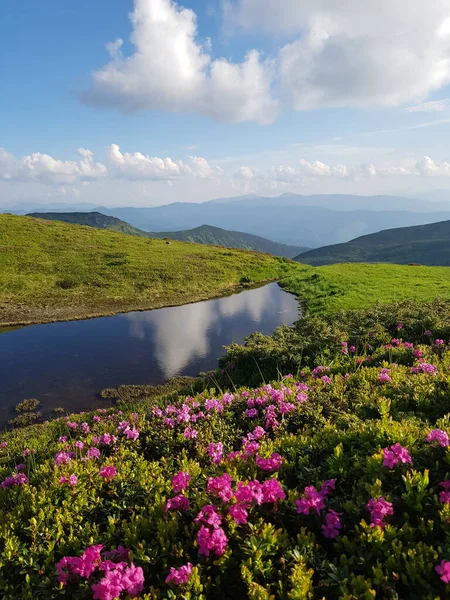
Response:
[233,166,261,180]
[83,0,277,124]
[0,147,107,185]
[298,159,349,178]
[226,0,450,110]
[416,156,450,176]
[106,144,218,180]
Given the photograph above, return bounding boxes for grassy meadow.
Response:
[282,263,450,314]
[0,214,302,326]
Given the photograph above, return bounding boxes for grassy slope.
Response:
[297,219,450,266]
[0,214,303,326]
[282,263,450,314]
[151,225,307,258]
[28,213,305,258]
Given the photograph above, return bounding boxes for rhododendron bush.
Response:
[1,302,450,598]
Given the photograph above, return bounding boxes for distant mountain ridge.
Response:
[28,212,148,237]
[9,193,450,247]
[296,219,450,266]
[99,199,450,248]
[150,225,307,258]
[27,212,305,258]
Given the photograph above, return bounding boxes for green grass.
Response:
[0,214,302,326]
[282,262,450,314]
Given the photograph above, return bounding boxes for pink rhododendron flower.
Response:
[382,443,412,469]
[320,479,337,498]
[87,447,101,459]
[366,497,393,529]
[1,473,29,488]
[93,433,117,446]
[411,363,438,374]
[255,453,283,472]
[55,451,73,466]
[321,376,332,385]
[378,369,392,383]
[183,426,198,440]
[249,426,266,440]
[228,503,248,525]
[427,429,450,447]
[296,486,326,515]
[165,563,193,585]
[165,494,190,512]
[56,544,103,583]
[245,408,258,418]
[207,474,233,502]
[435,339,445,346]
[58,436,67,443]
[312,366,330,379]
[92,564,144,599]
[322,510,342,539]
[439,481,450,504]
[125,428,139,441]
[197,525,228,557]
[0,442,7,449]
[242,439,260,456]
[75,441,84,450]
[207,442,224,464]
[172,471,191,493]
[99,466,117,481]
[436,560,450,583]
[15,463,25,472]
[262,479,286,503]
[195,505,222,529]
[234,482,254,506]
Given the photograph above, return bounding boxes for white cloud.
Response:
[416,156,450,176]
[226,0,450,110]
[106,143,218,181]
[404,99,450,112]
[83,0,277,124]
[298,159,348,178]
[0,147,107,185]
[234,166,261,180]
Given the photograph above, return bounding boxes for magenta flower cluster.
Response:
[383,443,412,469]
[366,497,393,529]
[165,563,193,585]
[56,544,144,599]
[296,480,336,516]
[427,429,450,448]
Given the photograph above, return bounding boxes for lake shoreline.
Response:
[0,277,293,328]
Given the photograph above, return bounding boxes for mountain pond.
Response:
[0,282,298,425]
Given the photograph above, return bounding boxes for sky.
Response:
[1,0,450,207]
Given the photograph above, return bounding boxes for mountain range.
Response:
[296,219,450,266]
[28,212,306,258]
[6,193,450,248]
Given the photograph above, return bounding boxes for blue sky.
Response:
[1,0,450,207]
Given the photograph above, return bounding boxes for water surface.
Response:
[0,283,298,424]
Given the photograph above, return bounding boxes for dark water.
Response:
[0,283,298,424]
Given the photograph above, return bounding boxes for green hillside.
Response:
[151,224,307,257]
[282,262,450,314]
[296,219,450,266]
[28,211,149,237]
[28,213,305,257]
[0,214,301,326]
